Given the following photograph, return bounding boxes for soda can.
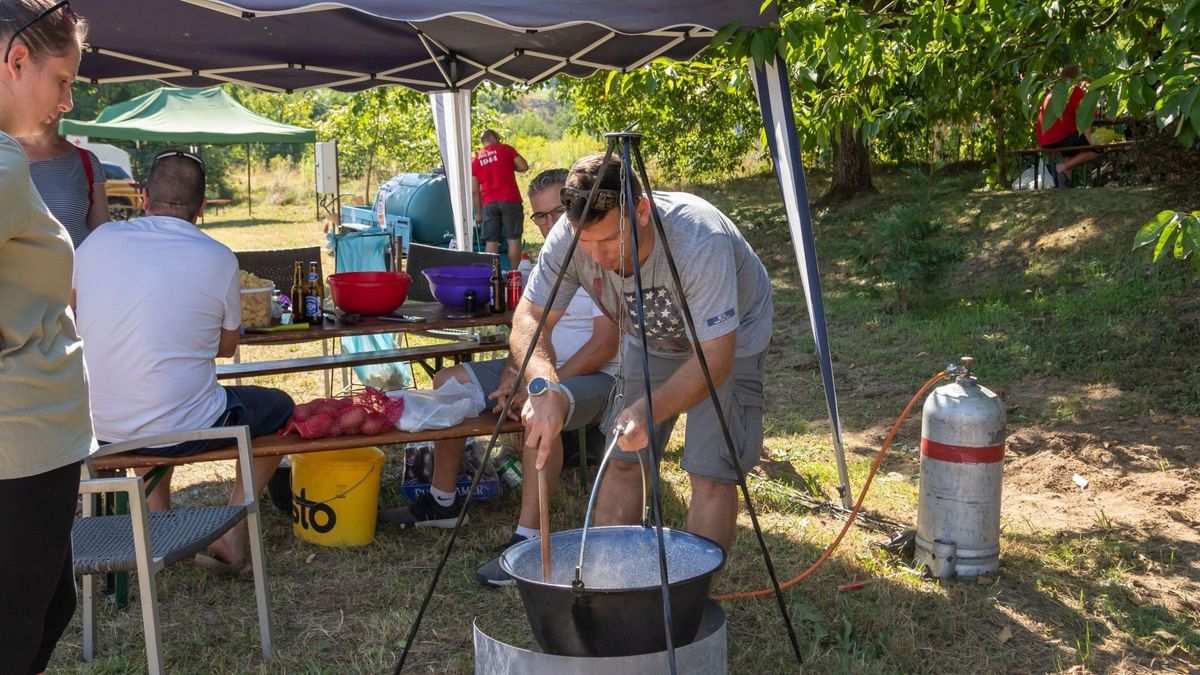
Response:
[506,271,522,308]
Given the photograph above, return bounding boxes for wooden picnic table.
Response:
[238,301,511,346]
[226,300,512,383]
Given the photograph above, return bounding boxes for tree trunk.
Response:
[820,122,875,205]
[992,86,1009,186]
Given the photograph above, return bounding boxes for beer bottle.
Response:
[307,258,326,319]
[489,256,505,314]
[306,262,324,320]
[289,261,304,314]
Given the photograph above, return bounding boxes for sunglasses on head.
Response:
[559,186,621,217]
[3,1,74,64]
[153,149,206,173]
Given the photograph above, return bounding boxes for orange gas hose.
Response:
[714,370,948,601]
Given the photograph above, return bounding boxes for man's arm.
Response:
[472,176,483,224]
[217,328,239,358]
[613,330,736,452]
[513,152,529,173]
[555,314,618,381]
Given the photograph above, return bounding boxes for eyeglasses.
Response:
[3,1,74,64]
[153,149,206,174]
[559,186,620,217]
[530,205,566,223]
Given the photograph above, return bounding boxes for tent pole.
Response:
[247,143,252,218]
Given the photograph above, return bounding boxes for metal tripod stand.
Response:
[395,129,803,673]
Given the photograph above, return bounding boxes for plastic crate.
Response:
[399,442,499,503]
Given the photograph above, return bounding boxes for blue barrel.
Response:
[374,173,454,246]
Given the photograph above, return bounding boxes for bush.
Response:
[854,204,963,308]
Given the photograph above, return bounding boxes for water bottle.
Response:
[493,450,523,489]
[517,253,533,288]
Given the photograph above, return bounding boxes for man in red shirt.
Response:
[471,129,529,269]
[1035,65,1101,188]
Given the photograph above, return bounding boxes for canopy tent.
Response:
[71,0,852,510]
[60,86,317,215]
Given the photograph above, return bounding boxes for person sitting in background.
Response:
[1036,64,1101,188]
[382,168,619,588]
[16,111,107,248]
[73,150,294,575]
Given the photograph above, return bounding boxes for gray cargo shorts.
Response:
[464,358,614,431]
[602,349,766,483]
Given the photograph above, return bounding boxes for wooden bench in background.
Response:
[90,412,524,472]
[1011,141,1138,188]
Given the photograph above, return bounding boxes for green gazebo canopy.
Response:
[60,87,315,144]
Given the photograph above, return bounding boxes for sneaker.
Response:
[476,534,528,588]
[379,492,466,529]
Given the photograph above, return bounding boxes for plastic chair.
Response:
[233,246,323,298]
[72,426,273,673]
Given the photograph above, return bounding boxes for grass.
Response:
[50,165,1199,674]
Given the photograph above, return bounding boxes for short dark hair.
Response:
[146,152,206,221]
[527,168,568,198]
[564,153,640,226]
[480,129,499,144]
[1061,64,1081,79]
[0,0,88,63]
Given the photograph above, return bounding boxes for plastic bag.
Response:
[389,377,486,432]
[1012,158,1056,190]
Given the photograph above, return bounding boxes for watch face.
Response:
[529,377,548,396]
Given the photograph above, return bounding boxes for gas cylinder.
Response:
[914,357,1006,578]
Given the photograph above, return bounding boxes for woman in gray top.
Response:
[0,1,95,671]
[17,111,107,248]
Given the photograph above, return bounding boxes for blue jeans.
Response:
[132,385,294,457]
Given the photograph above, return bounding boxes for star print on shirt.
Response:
[622,286,685,341]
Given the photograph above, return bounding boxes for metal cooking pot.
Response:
[500,526,725,658]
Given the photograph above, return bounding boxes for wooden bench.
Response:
[90,412,524,472]
[205,198,232,213]
[219,338,507,380]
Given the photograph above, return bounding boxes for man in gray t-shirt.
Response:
[513,152,773,552]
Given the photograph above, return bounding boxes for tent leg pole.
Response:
[247,143,252,218]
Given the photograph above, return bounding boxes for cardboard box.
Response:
[400,443,499,503]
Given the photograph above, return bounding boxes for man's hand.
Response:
[489,364,527,422]
[612,400,650,452]
[522,389,568,471]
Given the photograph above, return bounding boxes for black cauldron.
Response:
[500,526,725,657]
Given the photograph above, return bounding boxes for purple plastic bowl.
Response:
[422,264,494,308]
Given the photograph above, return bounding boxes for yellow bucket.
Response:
[290,447,385,547]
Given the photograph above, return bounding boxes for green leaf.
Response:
[1090,72,1122,89]
[1045,81,1071,127]
[759,0,774,13]
[1133,210,1177,249]
[710,21,741,50]
[1076,90,1101,134]
[1153,223,1179,262]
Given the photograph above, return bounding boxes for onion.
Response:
[361,412,390,436]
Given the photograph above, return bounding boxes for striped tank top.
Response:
[28,148,104,249]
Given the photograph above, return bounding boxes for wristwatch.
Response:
[528,376,566,399]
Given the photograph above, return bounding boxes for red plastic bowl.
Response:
[327,271,411,315]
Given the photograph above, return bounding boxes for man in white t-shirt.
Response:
[381,169,618,587]
[73,151,294,575]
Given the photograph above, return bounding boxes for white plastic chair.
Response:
[71,426,273,673]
